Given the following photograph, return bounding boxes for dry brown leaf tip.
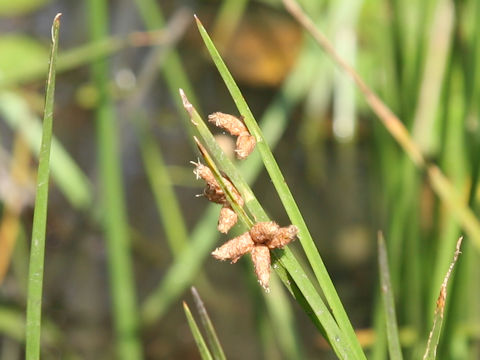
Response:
[211,221,298,289]
[208,112,256,159]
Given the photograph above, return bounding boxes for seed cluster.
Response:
[208,112,256,160]
[212,221,298,289]
[191,112,296,290]
[192,161,243,234]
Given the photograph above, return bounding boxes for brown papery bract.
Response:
[235,133,256,160]
[251,245,271,290]
[218,205,238,234]
[212,232,254,263]
[208,112,248,136]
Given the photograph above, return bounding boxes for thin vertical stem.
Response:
[25,13,61,360]
[87,1,143,358]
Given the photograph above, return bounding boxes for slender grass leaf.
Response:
[191,287,226,360]
[423,237,463,360]
[87,0,143,358]
[183,302,214,360]
[0,91,92,210]
[25,13,61,360]
[378,232,403,360]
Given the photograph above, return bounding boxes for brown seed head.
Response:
[208,112,248,136]
[192,161,216,185]
[212,232,254,263]
[235,133,256,160]
[251,245,271,290]
[267,225,298,249]
[218,205,238,234]
[250,221,280,244]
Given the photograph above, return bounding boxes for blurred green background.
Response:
[1,0,479,359]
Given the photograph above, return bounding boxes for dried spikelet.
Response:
[218,205,238,234]
[212,232,254,263]
[235,133,256,160]
[208,112,248,136]
[192,161,216,184]
[202,183,223,204]
[251,245,271,289]
[192,161,243,207]
[267,225,298,249]
[250,221,280,244]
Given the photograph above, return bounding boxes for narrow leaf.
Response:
[191,287,226,360]
[378,232,403,360]
[183,302,214,360]
[25,13,61,360]
[423,237,463,360]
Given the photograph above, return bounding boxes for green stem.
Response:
[25,13,61,360]
[87,0,143,358]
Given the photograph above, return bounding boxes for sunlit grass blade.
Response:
[191,287,226,360]
[0,92,92,210]
[183,302,214,360]
[179,89,359,359]
[135,116,189,255]
[87,0,143,358]
[263,275,304,359]
[25,13,61,360]
[141,205,220,325]
[423,237,463,360]
[193,17,365,359]
[283,0,480,250]
[378,232,403,360]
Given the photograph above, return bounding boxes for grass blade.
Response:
[87,0,143,358]
[135,117,189,255]
[282,0,480,252]
[0,92,92,210]
[377,232,403,360]
[423,237,463,360]
[183,302,214,360]
[191,287,226,360]
[25,13,61,360]
[193,17,365,358]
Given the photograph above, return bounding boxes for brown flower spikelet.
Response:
[193,161,243,207]
[235,133,256,160]
[193,161,216,185]
[208,112,248,136]
[267,225,298,249]
[218,205,238,234]
[251,245,271,289]
[212,232,254,263]
[250,221,280,244]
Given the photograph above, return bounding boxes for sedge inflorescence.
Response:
[192,160,243,234]
[212,221,298,289]
[208,112,256,160]
[191,112,297,289]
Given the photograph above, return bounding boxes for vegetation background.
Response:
[0,0,479,359]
